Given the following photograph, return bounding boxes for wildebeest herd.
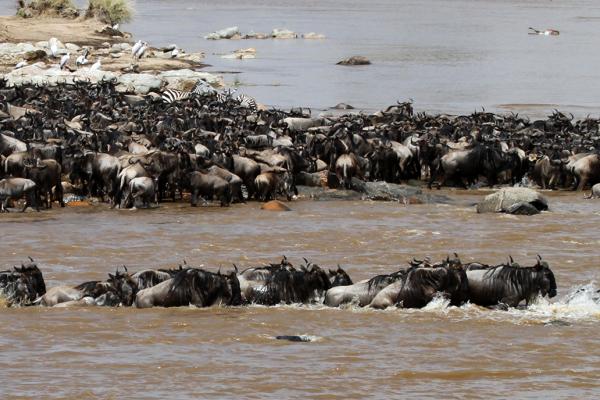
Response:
[1,78,600,210]
[0,255,557,310]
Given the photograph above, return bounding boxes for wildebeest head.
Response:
[224,267,242,306]
[535,256,557,298]
[108,267,137,306]
[328,265,353,287]
[15,258,46,298]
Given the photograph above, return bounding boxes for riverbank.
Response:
[0,15,219,91]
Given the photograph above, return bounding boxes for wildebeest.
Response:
[250,263,332,305]
[23,159,64,208]
[324,269,407,307]
[0,132,27,156]
[0,177,38,212]
[72,152,121,205]
[465,257,557,307]
[188,170,232,207]
[369,263,469,309]
[123,176,156,208]
[39,268,137,307]
[254,170,294,201]
[0,260,46,306]
[335,153,361,189]
[134,267,241,308]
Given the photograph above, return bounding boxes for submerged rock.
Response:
[261,200,292,211]
[476,187,549,214]
[336,56,371,66]
[302,32,326,39]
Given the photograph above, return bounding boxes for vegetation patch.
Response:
[85,0,134,25]
[16,0,79,19]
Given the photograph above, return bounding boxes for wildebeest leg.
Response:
[577,177,587,191]
[1,197,8,212]
[191,189,198,207]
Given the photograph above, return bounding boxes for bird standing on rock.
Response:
[90,58,102,71]
[131,40,142,59]
[134,42,148,61]
[59,53,70,70]
[76,54,88,68]
[171,46,179,58]
[49,37,58,58]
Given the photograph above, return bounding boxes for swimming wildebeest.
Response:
[249,262,332,305]
[368,262,470,309]
[0,177,38,212]
[0,259,46,306]
[39,268,137,307]
[324,269,407,307]
[134,267,242,308]
[464,256,557,308]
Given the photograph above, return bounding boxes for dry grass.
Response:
[86,0,134,25]
[16,0,78,18]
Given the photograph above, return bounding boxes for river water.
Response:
[2,192,600,398]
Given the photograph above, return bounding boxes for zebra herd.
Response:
[160,79,257,110]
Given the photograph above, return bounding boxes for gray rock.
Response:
[296,172,324,187]
[337,56,371,66]
[158,69,223,89]
[205,26,240,40]
[122,95,145,107]
[283,117,324,132]
[351,178,422,201]
[505,202,541,215]
[65,43,80,51]
[589,183,600,198]
[271,28,297,39]
[476,187,549,214]
[116,73,162,94]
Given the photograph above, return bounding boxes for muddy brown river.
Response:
[2,191,600,398]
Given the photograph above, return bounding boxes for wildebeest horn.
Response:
[232,264,238,273]
[509,255,514,264]
[28,256,34,262]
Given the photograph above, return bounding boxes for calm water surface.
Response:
[1,192,600,398]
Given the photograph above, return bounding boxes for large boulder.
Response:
[115,73,161,94]
[271,28,297,39]
[158,69,224,89]
[476,187,548,215]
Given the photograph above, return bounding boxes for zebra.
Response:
[236,93,258,111]
[161,79,215,104]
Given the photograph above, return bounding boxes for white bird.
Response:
[131,40,142,59]
[49,37,58,58]
[134,42,148,60]
[59,53,70,70]
[112,23,120,31]
[76,54,88,68]
[15,60,27,69]
[90,58,101,71]
[171,46,179,58]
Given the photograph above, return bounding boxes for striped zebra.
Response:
[161,79,214,104]
[235,94,257,111]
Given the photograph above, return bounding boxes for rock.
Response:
[65,43,80,52]
[261,200,292,211]
[331,103,354,110]
[296,171,327,187]
[243,31,269,39]
[271,28,297,39]
[476,187,549,214]
[302,32,326,39]
[24,50,47,61]
[110,53,122,58]
[110,44,123,53]
[115,73,162,94]
[205,26,240,40]
[221,48,256,59]
[97,26,124,37]
[158,69,224,89]
[505,202,541,215]
[351,178,422,201]
[336,56,371,66]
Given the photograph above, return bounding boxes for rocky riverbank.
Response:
[0,16,222,93]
